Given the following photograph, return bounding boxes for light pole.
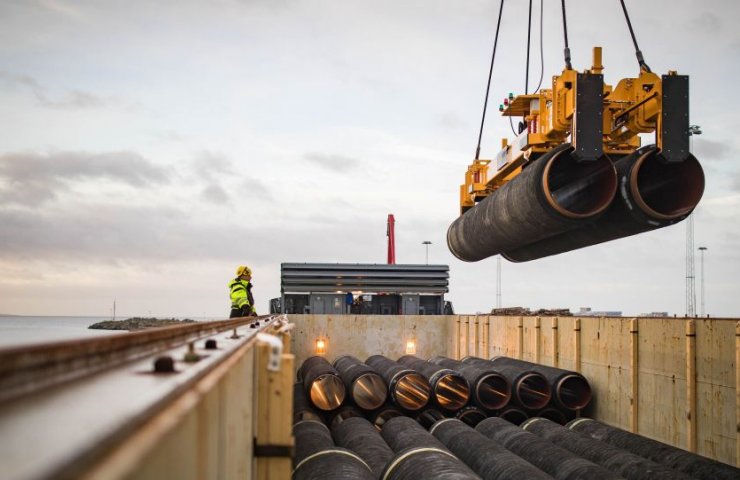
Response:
[422,241,432,265]
[698,246,707,317]
[685,125,702,317]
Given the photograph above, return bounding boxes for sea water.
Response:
[0,316,125,348]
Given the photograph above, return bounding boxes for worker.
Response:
[229,265,257,318]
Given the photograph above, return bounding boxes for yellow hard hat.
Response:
[236,265,252,277]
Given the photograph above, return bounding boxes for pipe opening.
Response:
[372,408,403,430]
[456,406,487,427]
[499,408,529,425]
[353,372,388,410]
[632,151,704,220]
[543,150,617,218]
[556,374,592,410]
[435,373,470,411]
[476,373,511,411]
[537,408,568,425]
[516,373,551,410]
[310,374,345,411]
[394,372,431,411]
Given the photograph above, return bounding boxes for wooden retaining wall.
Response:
[290,314,739,467]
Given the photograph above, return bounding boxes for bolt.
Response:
[153,356,175,373]
[205,339,218,350]
[184,342,200,363]
[230,328,241,339]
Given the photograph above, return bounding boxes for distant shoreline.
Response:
[89,317,196,331]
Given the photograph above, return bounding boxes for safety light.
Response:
[405,340,417,355]
[315,338,326,355]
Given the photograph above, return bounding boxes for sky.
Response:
[1,0,739,318]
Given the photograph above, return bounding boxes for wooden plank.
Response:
[552,317,559,368]
[574,318,581,372]
[686,319,697,452]
[736,321,740,467]
[517,316,524,360]
[534,317,541,364]
[630,318,639,432]
[254,343,294,480]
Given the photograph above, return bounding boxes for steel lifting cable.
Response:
[619,0,652,72]
[475,0,505,160]
[525,0,533,94]
[535,0,544,93]
[560,0,572,70]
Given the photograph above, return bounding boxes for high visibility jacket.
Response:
[228,278,255,313]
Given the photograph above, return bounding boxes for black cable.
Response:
[535,0,544,93]
[619,0,651,72]
[525,0,532,94]
[475,0,505,160]
[560,0,572,70]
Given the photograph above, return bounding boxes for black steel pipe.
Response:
[454,406,488,427]
[328,405,363,429]
[476,417,622,479]
[293,419,374,480]
[429,355,511,411]
[522,417,692,480]
[430,418,554,480]
[447,143,617,262]
[367,403,404,430]
[567,418,740,480]
[380,416,479,480]
[334,355,388,411]
[294,382,324,424]
[416,408,447,430]
[498,408,529,425]
[297,356,346,411]
[397,355,470,411]
[503,145,705,262]
[332,416,394,479]
[365,355,430,412]
[462,356,551,410]
[488,356,592,411]
[535,407,570,425]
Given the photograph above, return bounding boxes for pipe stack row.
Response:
[447,143,705,262]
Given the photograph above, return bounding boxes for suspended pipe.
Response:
[397,355,470,411]
[488,356,592,410]
[297,356,346,411]
[367,403,404,430]
[293,382,324,424]
[430,418,554,480]
[334,355,388,411]
[365,355,430,412]
[568,418,740,480]
[462,356,551,410]
[476,417,622,479]
[328,405,364,429]
[447,143,617,262]
[498,408,529,425]
[522,417,692,480]
[429,355,511,411]
[332,416,395,479]
[503,145,705,261]
[454,406,488,427]
[293,419,374,480]
[380,416,479,480]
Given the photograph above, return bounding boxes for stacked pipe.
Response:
[430,418,554,479]
[476,417,622,479]
[461,356,551,411]
[327,405,363,429]
[522,417,691,480]
[333,355,388,411]
[487,356,592,411]
[447,143,618,262]
[297,356,346,411]
[503,145,705,262]
[332,416,394,479]
[367,403,404,430]
[365,355,431,412]
[293,420,374,480]
[397,355,471,411]
[429,356,511,412]
[293,382,323,424]
[380,416,479,479]
[568,418,740,480]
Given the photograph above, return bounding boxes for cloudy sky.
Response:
[1,0,738,318]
